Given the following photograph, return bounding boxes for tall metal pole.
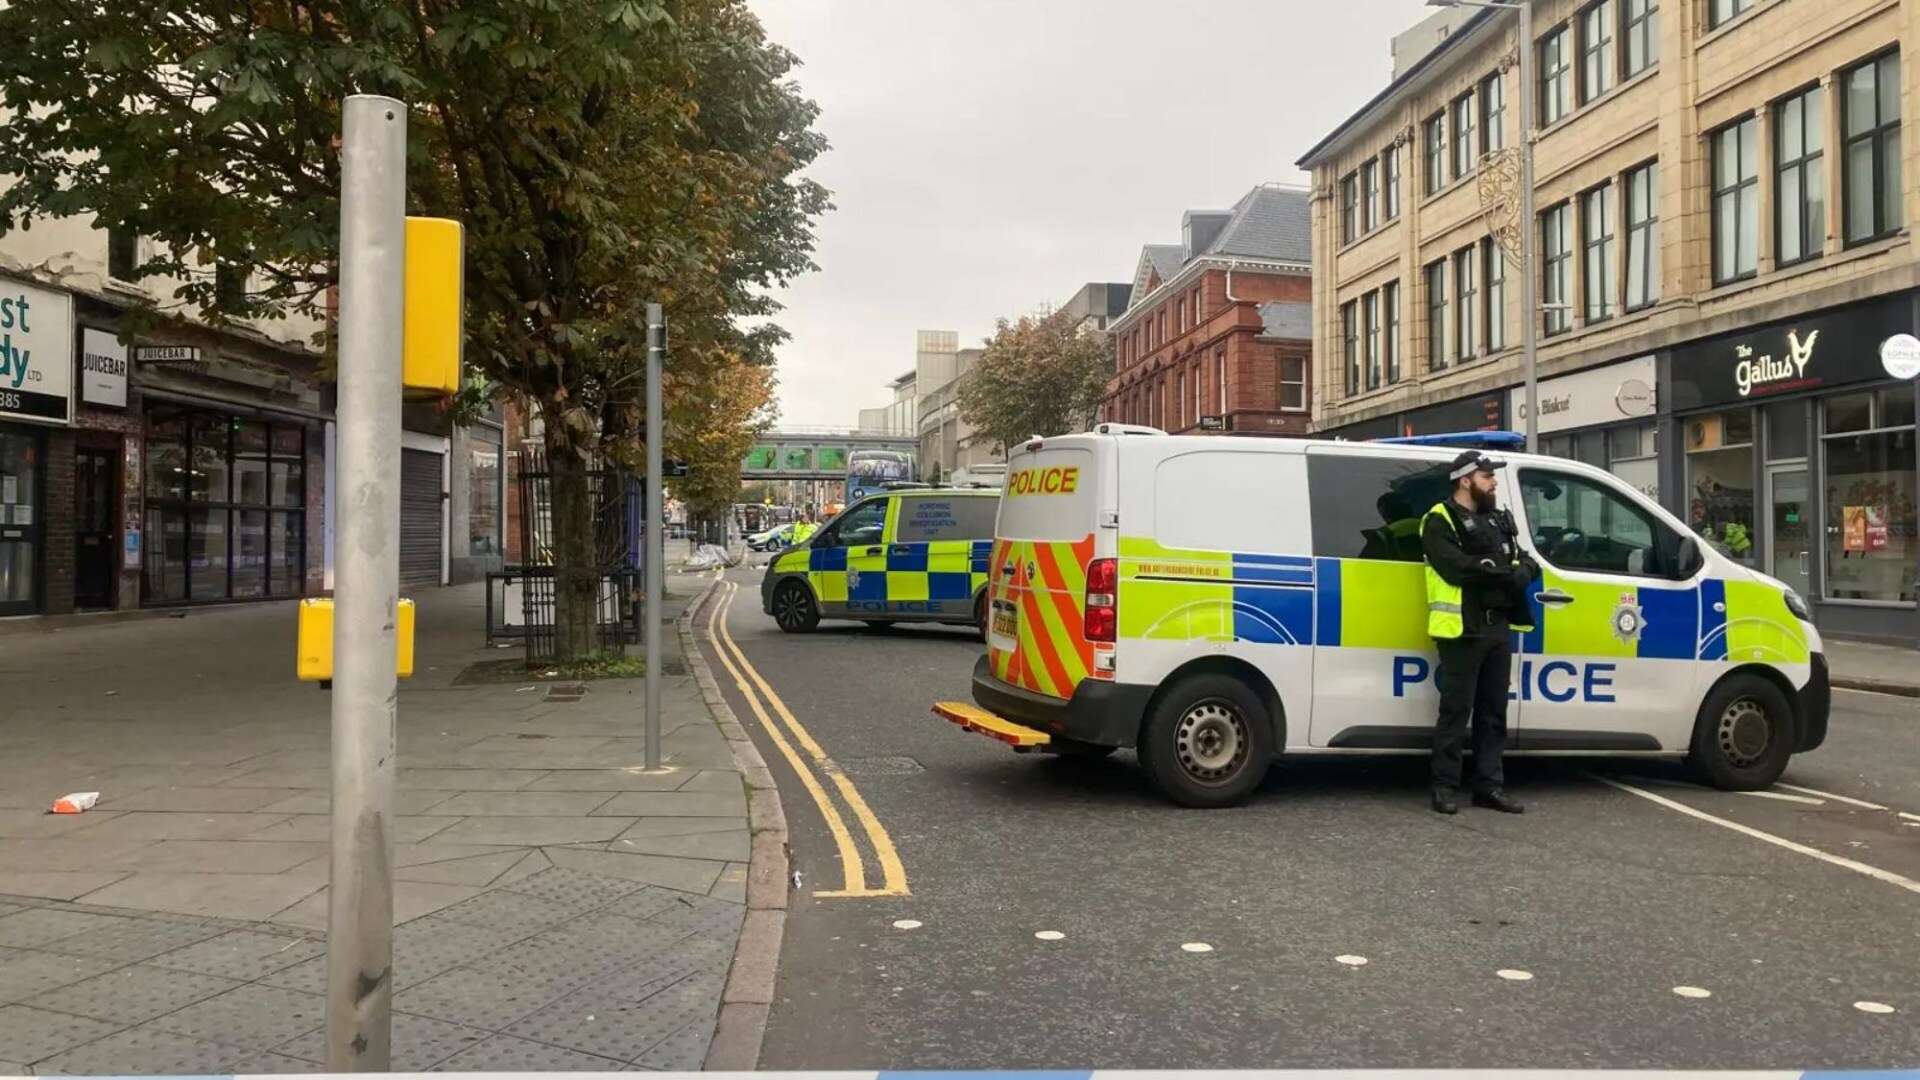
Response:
[1517,0,1540,454]
[326,94,405,1072]
[644,303,664,770]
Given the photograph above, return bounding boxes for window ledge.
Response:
[1701,231,1907,303]
[1418,170,1478,212]
[1696,0,1780,48]
[1536,64,1661,142]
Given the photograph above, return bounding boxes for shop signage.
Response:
[1881,333,1920,380]
[133,344,203,368]
[1669,295,1915,411]
[1507,356,1657,435]
[1198,414,1228,431]
[1403,392,1504,436]
[80,327,128,408]
[0,276,74,426]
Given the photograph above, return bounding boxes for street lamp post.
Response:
[1429,0,1538,454]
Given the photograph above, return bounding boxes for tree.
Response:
[956,308,1112,452]
[0,0,827,659]
[667,354,775,534]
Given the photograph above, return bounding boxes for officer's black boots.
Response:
[1431,788,1459,815]
[1472,790,1525,814]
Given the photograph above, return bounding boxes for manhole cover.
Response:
[837,755,924,777]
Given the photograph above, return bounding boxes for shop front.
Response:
[0,274,76,616]
[1667,294,1919,643]
[1322,390,1506,441]
[1508,354,1660,501]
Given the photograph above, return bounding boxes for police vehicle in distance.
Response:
[762,485,1001,634]
[935,425,1830,808]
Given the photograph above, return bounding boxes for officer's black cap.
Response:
[1448,449,1507,480]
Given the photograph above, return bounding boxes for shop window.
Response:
[1684,408,1757,565]
[471,437,503,558]
[144,408,307,604]
[1610,422,1660,500]
[1764,400,1808,460]
[1822,390,1916,603]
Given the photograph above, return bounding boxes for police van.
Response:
[761,486,1001,633]
[935,425,1830,808]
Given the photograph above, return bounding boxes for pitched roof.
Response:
[1257,301,1313,341]
[1208,185,1312,263]
[1145,244,1184,282]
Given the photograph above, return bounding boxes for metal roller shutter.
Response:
[400,448,443,589]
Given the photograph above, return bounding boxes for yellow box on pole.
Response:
[403,216,463,398]
[297,597,416,681]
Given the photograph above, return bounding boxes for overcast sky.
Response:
[749,0,1438,427]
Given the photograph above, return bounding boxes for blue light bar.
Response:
[1375,430,1527,450]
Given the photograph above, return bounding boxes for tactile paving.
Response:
[149,985,327,1050]
[42,916,227,963]
[39,963,240,1023]
[35,1025,240,1075]
[148,929,326,981]
[427,1033,625,1072]
[0,1003,122,1063]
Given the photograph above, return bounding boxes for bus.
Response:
[846,449,914,501]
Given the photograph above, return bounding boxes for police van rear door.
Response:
[988,441,1099,701]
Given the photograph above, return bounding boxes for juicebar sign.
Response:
[1669,295,1913,411]
[0,276,74,426]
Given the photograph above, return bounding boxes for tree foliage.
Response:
[956,309,1112,452]
[0,0,829,656]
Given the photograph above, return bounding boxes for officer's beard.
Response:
[1472,486,1497,513]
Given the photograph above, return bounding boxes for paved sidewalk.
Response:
[1826,637,1920,696]
[0,578,750,1073]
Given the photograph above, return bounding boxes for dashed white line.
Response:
[1496,969,1534,981]
[1335,954,1369,967]
[1180,942,1214,954]
[1033,930,1064,941]
[1734,789,1826,806]
[1775,782,1887,810]
[1592,775,1920,897]
[1899,811,1920,823]
[1854,1001,1897,1015]
[1672,986,1713,999]
[892,919,922,930]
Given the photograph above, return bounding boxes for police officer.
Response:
[1421,450,1538,816]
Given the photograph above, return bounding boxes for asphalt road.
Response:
[697,564,1920,1070]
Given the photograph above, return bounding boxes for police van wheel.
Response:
[1139,674,1273,808]
[1687,674,1793,790]
[772,582,819,634]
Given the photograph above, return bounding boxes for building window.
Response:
[1708,0,1751,30]
[1581,182,1616,323]
[1363,290,1382,391]
[1579,1,1615,103]
[214,261,246,314]
[1712,116,1759,283]
[1423,113,1447,195]
[1425,259,1448,372]
[1822,388,1917,603]
[107,228,138,283]
[1684,409,1755,566]
[1452,91,1477,177]
[1341,301,1359,397]
[1177,298,1188,333]
[1279,357,1307,411]
[470,428,503,559]
[1539,26,1572,126]
[1541,203,1572,335]
[1623,0,1658,77]
[1454,247,1477,360]
[144,409,307,604]
[1193,361,1203,421]
[1481,72,1506,154]
[1384,146,1402,219]
[1176,370,1186,428]
[1624,162,1659,310]
[1843,52,1903,246]
[1215,349,1226,413]
[1192,286,1204,322]
[1360,159,1380,232]
[1340,172,1359,244]
[1483,239,1507,351]
[1383,281,1401,384]
[1775,85,1825,267]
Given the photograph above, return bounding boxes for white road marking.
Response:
[1335,954,1369,967]
[1672,986,1712,999]
[1899,811,1920,823]
[1854,1001,1897,1015]
[1735,789,1826,806]
[1496,969,1534,981]
[1180,942,1214,953]
[1775,782,1887,810]
[892,919,922,930]
[1592,775,1920,897]
[1033,930,1065,941]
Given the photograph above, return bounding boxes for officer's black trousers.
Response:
[1431,631,1511,794]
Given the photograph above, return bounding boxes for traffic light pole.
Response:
[644,303,665,771]
[326,94,406,1071]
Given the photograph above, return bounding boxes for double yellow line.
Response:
[705,579,909,898]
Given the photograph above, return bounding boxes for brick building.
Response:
[1101,184,1314,437]
[1301,0,1920,642]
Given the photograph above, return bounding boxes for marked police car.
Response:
[935,425,1830,808]
[761,486,1001,633]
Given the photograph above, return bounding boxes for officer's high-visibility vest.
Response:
[791,522,818,543]
[1421,502,1467,639]
[1421,501,1536,638]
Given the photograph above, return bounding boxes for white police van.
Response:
[935,426,1830,807]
